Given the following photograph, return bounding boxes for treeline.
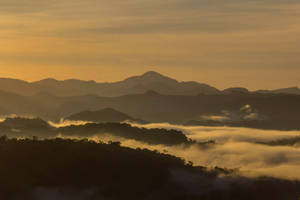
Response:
[59,122,192,145]
[0,117,193,146]
[0,137,184,199]
[0,137,299,200]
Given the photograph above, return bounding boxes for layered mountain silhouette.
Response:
[66,108,148,124]
[0,71,219,96]
[0,71,299,96]
[0,71,299,130]
[0,117,189,145]
[1,90,300,130]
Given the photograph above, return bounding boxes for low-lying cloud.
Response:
[10,118,300,181]
[71,122,300,180]
[48,119,92,128]
[199,104,264,122]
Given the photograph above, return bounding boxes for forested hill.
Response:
[0,137,299,200]
[0,117,191,146]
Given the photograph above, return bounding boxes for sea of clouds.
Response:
[62,122,300,180]
[5,115,300,181]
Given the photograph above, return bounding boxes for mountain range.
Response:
[0,71,299,130]
[0,89,300,130]
[0,71,299,96]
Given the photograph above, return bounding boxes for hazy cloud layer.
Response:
[48,119,92,128]
[8,116,300,180]
[66,122,300,180]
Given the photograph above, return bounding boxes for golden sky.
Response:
[1,0,300,90]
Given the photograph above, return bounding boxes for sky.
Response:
[0,0,300,90]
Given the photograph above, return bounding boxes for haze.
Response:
[1,0,300,90]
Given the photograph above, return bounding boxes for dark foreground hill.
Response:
[0,137,299,200]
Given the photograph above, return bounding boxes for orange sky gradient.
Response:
[1,0,300,90]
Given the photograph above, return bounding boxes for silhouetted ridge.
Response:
[0,137,299,200]
[66,108,147,124]
[0,117,188,145]
[256,87,300,95]
[223,87,249,94]
[0,72,299,97]
[2,117,50,129]
[35,78,58,83]
[122,71,179,88]
[0,117,55,137]
[125,71,177,82]
[59,122,191,145]
[142,71,172,78]
[1,91,300,130]
[143,70,164,76]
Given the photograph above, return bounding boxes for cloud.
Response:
[6,116,300,181]
[195,104,263,122]
[132,122,300,142]
[96,122,300,180]
[200,115,230,122]
[81,133,300,180]
[48,119,92,128]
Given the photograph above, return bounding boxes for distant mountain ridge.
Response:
[0,71,299,96]
[255,87,300,95]
[0,71,219,96]
[1,89,300,130]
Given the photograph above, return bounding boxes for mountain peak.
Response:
[123,71,178,84]
[66,107,135,123]
[34,78,59,84]
[140,71,178,82]
[141,71,163,77]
